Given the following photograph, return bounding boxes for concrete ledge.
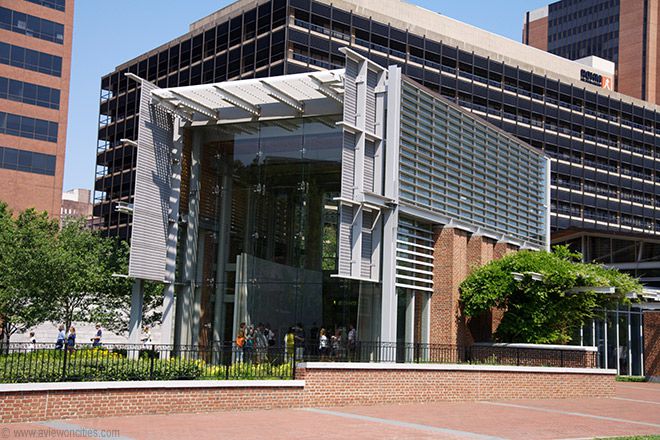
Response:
[297,362,616,375]
[0,379,305,393]
[472,342,598,352]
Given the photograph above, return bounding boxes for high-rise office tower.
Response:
[523,0,660,104]
[0,0,73,216]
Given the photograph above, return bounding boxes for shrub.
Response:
[0,347,292,383]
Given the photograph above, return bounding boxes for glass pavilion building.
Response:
[96,0,660,293]
[125,50,549,349]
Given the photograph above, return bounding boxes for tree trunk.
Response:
[0,321,10,354]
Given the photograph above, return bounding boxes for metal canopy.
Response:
[151,70,345,124]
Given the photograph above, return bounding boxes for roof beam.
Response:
[212,85,261,117]
[260,80,304,113]
[168,90,219,120]
[310,75,343,103]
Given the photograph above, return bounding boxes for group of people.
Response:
[52,324,102,352]
[234,322,357,362]
[234,322,276,362]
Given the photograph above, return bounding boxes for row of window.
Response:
[25,0,65,12]
[0,7,64,44]
[548,0,619,20]
[0,76,60,109]
[0,42,62,77]
[0,145,55,175]
[0,111,58,142]
[554,202,659,232]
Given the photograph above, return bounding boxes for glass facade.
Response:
[25,0,66,12]
[0,111,58,142]
[0,42,62,77]
[0,145,56,176]
[0,7,65,44]
[546,0,620,63]
[0,77,60,109]
[182,116,380,345]
[573,307,644,375]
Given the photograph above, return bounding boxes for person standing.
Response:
[235,329,246,363]
[55,325,65,350]
[347,324,357,361]
[318,328,329,360]
[255,324,268,363]
[284,327,295,362]
[294,323,305,360]
[244,325,255,363]
[140,326,152,346]
[28,331,37,352]
[91,324,102,347]
[66,326,76,353]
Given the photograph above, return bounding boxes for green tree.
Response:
[42,218,134,331]
[0,205,57,345]
[460,246,642,344]
[0,205,161,344]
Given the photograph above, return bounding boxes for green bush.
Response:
[0,347,292,383]
[615,375,647,382]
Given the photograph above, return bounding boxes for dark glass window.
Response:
[0,77,60,109]
[0,111,58,142]
[0,42,61,76]
[25,0,65,12]
[0,7,64,44]
[0,146,55,175]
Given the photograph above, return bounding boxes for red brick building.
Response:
[0,0,74,216]
[523,0,660,104]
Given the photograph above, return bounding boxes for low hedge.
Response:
[0,347,292,383]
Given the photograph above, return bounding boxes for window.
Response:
[0,7,64,44]
[0,112,58,142]
[25,0,65,12]
[0,146,55,175]
[0,77,60,109]
[0,42,62,76]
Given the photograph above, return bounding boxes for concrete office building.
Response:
[0,0,73,215]
[125,49,549,352]
[523,0,660,104]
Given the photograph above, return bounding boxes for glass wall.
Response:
[189,116,381,346]
[573,307,644,376]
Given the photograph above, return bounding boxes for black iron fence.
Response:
[0,342,295,383]
[0,341,599,384]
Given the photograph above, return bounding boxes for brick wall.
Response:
[431,227,518,345]
[644,310,660,379]
[299,366,614,407]
[0,365,615,424]
[431,227,468,346]
[0,384,305,424]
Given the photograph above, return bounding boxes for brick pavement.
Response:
[1,382,659,440]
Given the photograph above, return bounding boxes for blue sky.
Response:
[65,0,550,191]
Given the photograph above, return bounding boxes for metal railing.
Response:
[0,341,600,383]
[0,343,295,383]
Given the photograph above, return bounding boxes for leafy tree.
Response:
[0,205,163,344]
[42,218,134,331]
[460,246,642,344]
[0,205,57,345]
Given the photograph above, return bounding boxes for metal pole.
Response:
[603,315,608,370]
[615,308,620,375]
[627,307,632,376]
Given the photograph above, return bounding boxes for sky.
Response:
[65,0,550,192]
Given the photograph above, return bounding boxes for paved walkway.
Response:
[2,382,659,439]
